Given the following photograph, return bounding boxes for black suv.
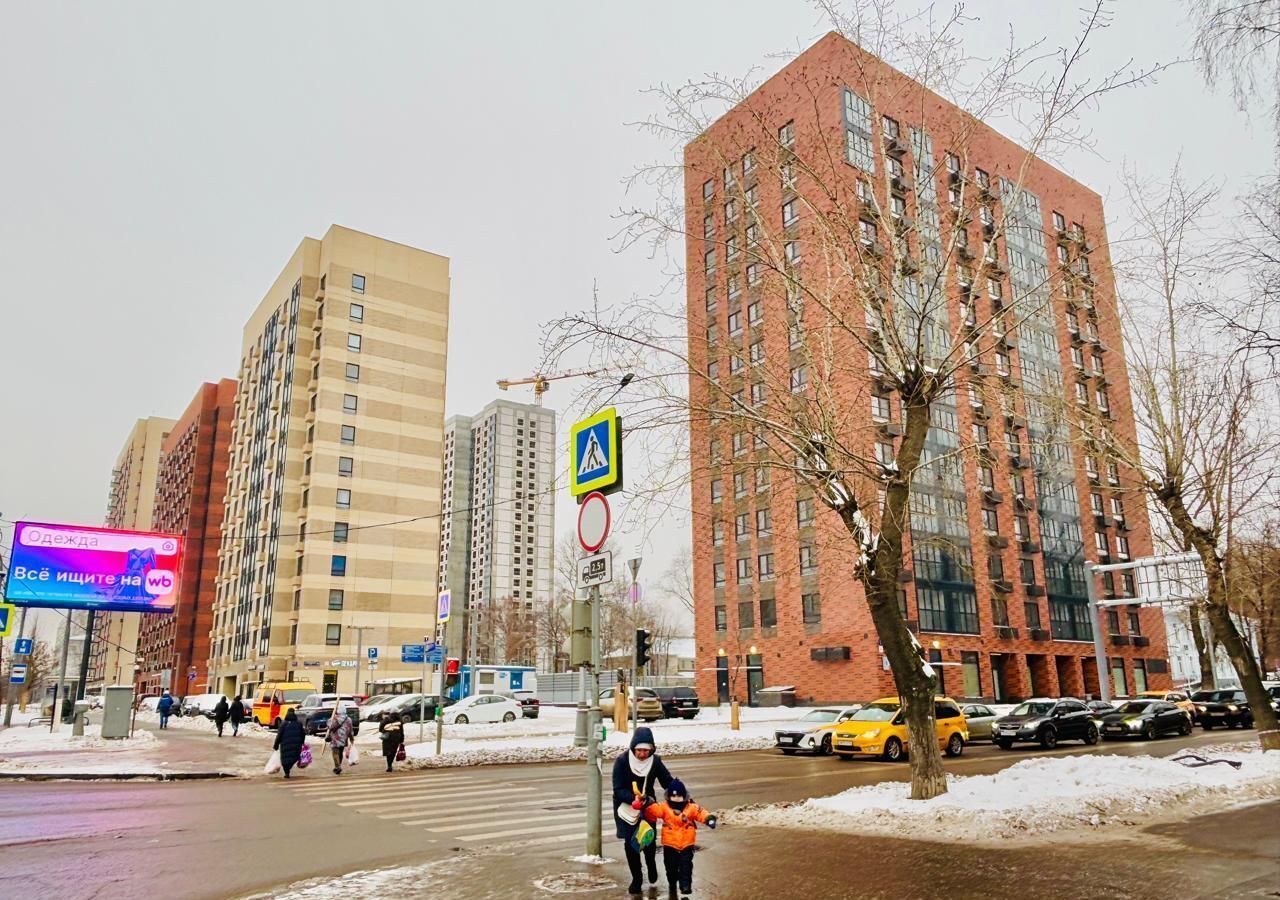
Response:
[1191,689,1253,729]
[993,697,1099,749]
[652,686,700,720]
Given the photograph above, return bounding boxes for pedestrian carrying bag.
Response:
[346,742,360,766]
[299,744,313,769]
[395,743,407,762]
[264,750,282,775]
[629,818,656,852]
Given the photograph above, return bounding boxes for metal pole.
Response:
[420,651,428,743]
[574,663,588,748]
[51,613,73,733]
[627,557,642,735]
[1085,563,1111,702]
[74,610,95,702]
[3,607,29,727]
[355,628,363,699]
[585,583,603,858]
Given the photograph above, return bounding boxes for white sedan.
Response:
[441,694,523,725]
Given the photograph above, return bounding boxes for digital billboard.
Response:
[4,521,183,614]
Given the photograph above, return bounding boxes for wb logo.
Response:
[144,570,176,595]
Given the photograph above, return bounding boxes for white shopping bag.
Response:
[345,743,360,766]
[264,749,282,775]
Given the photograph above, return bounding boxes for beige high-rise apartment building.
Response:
[87,415,176,690]
[207,226,449,702]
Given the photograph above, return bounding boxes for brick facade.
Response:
[685,32,1170,706]
[136,379,236,695]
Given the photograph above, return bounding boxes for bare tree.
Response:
[1070,168,1280,747]
[659,546,696,616]
[490,595,537,667]
[1189,0,1280,133]
[544,4,1166,798]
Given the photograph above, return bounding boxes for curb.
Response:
[0,770,242,782]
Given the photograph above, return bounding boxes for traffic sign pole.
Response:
[585,581,603,858]
[2,606,29,727]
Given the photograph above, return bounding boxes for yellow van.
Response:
[252,681,318,728]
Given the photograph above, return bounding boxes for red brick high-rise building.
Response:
[685,33,1169,705]
[136,379,236,696]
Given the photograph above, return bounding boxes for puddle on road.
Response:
[532,872,618,893]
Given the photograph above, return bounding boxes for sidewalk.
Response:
[0,716,267,779]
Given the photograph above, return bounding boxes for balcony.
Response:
[1025,583,1047,596]
[991,579,1013,594]
[1029,628,1050,642]
[995,625,1019,640]
[879,421,904,437]
[885,137,909,158]
[1019,540,1041,555]
[1133,635,1151,648]
[890,175,913,195]
[983,489,1003,505]
[1009,455,1029,469]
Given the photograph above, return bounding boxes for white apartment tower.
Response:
[438,399,555,668]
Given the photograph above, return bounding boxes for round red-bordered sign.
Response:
[577,491,611,553]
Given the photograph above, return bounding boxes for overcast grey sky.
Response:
[1,2,1271,641]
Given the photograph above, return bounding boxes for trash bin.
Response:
[72,701,90,737]
[755,685,797,708]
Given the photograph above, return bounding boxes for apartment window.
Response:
[726,235,739,262]
[711,479,723,503]
[746,262,761,285]
[343,393,359,413]
[760,598,778,628]
[749,341,764,365]
[703,179,715,201]
[859,219,878,247]
[1057,244,1070,265]
[756,508,772,535]
[779,120,794,148]
[715,605,727,630]
[1019,557,1037,586]
[1095,532,1109,555]
[703,215,714,239]
[707,360,720,382]
[351,274,366,294]
[988,554,1005,580]
[917,587,980,634]
[712,520,724,546]
[1121,572,1136,596]
[755,467,770,492]
[729,354,744,375]
[790,365,808,392]
[1115,535,1131,559]
[1110,497,1125,521]
[843,88,875,172]
[1071,346,1085,368]
[991,596,1010,627]
[1052,211,1066,232]
[782,199,798,228]
[995,352,1010,376]
[945,152,961,174]
[748,300,763,325]
[734,472,747,499]
[1128,610,1142,635]
[797,497,815,527]
[1090,492,1104,516]
[1067,310,1081,333]
[337,456,354,477]
[736,557,751,581]
[1024,600,1042,630]
[738,600,755,629]
[289,624,298,646]
[751,383,765,406]
[336,488,352,509]
[1085,455,1099,479]
[1015,515,1030,541]
[981,507,998,533]
[349,303,364,323]
[725,199,738,224]
[341,425,356,445]
[891,194,907,219]
[1092,353,1105,375]
[713,563,726,587]
[784,240,801,266]
[758,553,775,580]
[1096,389,1110,412]
[331,555,347,576]
[875,440,895,467]
[727,311,742,337]
[802,592,821,624]
[704,249,716,275]
[347,333,362,353]
[326,624,341,646]
[882,115,900,141]
[345,363,360,382]
[736,512,749,538]
[1107,461,1120,485]
[973,423,990,447]
[333,522,349,543]
[871,394,892,421]
[979,465,995,491]
[732,431,748,456]
[799,545,817,576]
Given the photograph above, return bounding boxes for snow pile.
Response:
[0,723,156,753]
[733,747,1280,842]
[404,731,774,769]
[244,857,470,899]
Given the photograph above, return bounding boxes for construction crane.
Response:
[496,369,605,406]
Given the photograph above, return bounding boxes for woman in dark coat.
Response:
[611,726,672,896]
[378,711,404,773]
[213,697,230,737]
[274,708,306,778]
[228,696,246,736]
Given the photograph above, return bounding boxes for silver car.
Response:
[961,703,998,741]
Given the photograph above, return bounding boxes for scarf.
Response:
[628,750,655,781]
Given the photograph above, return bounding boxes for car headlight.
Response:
[1227,704,1238,712]
[862,729,881,740]
[1196,705,1206,712]
[1021,719,1041,731]
[1127,719,1144,731]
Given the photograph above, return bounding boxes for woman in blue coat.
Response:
[273,708,306,778]
[611,726,672,896]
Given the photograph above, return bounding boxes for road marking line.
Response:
[479,832,587,853]
[336,785,537,808]
[379,795,577,820]
[458,823,594,842]
[282,775,491,796]
[422,806,608,832]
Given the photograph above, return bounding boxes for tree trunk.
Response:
[851,391,949,800]
[1189,602,1216,689]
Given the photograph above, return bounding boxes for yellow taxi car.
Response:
[1136,690,1197,722]
[831,696,968,761]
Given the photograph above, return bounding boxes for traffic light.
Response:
[635,628,652,670]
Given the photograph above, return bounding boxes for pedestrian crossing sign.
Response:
[0,603,13,638]
[569,407,622,499]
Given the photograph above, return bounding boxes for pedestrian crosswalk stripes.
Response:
[278,775,489,796]
[335,785,538,808]
[383,795,572,821]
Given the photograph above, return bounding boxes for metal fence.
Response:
[535,671,697,705]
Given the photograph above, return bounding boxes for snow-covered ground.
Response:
[0,722,156,753]
[732,744,1280,842]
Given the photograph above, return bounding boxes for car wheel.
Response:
[820,735,833,756]
[454,714,468,725]
[502,712,516,723]
[400,713,412,725]
[997,740,1014,751]
[780,748,797,755]
[883,737,904,762]
[1180,718,1192,736]
[1142,722,1156,741]
[1038,727,1058,750]
[1084,723,1099,745]
[945,733,964,758]
[1202,721,1214,730]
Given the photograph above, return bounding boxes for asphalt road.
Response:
[0,728,1264,899]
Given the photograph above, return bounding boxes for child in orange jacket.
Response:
[643,778,718,900]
